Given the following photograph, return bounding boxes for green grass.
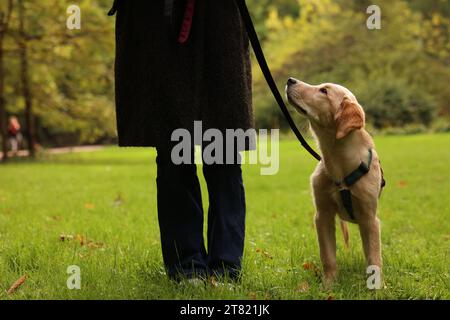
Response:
[0,134,449,300]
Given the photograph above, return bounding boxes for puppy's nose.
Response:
[287,77,298,86]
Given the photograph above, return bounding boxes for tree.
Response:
[2,1,116,151]
[17,0,36,157]
[0,0,13,161]
[251,0,449,130]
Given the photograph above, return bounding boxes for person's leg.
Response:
[9,137,18,154]
[156,147,207,280]
[202,150,246,279]
[16,133,23,150]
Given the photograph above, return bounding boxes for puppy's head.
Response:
[285,78,365,139]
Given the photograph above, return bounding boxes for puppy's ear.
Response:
[335,97,365,139]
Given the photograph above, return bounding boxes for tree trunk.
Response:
[0,33,8,161]
[0,0,14,162]
[18,0,36,158]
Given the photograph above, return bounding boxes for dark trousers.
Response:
[156,147,246,279]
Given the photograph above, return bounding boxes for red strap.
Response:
[178,0,196,44]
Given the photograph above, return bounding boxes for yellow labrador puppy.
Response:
[285,77,385,283]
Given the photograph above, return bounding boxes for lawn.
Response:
[0,134,449,300]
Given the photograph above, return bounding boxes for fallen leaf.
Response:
[87,241,105,249]
[256,248,273,259]
[7,274,27,295]
[295,281,310,293]
[397,180,407,188]
[59,234,104,249]
[75,234,86,245]
[302,262,316,270]
[209,277,219,288]
[76,234,104,248]
[248,292,257,300]
[444,235,450,241]
[84,203,95,209]
[302,262,321,277]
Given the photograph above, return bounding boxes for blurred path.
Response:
[0,145,107,159]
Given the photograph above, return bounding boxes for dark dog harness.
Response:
[333,149,379,220]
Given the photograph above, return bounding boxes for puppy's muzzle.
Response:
[287,77,298,86]
[286,78,307,115]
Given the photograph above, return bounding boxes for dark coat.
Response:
[112,0,253,148]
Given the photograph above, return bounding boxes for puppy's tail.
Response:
[340,220,350,249]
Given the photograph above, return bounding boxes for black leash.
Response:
[235,0,321,161]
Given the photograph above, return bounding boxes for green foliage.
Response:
[247,0,300,39]
[3,0,115,146]
[1,0,450,146]
[357,78,435,128]
[253,0,450,130]
[432,116,450,132]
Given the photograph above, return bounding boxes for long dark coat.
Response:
[111,0,253,149]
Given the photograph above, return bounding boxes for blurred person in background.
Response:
[7,116,22,155]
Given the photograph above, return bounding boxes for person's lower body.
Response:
[156,146,246,281]
[8,137,19,154]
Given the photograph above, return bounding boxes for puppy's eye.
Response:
[320,87,328,95]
